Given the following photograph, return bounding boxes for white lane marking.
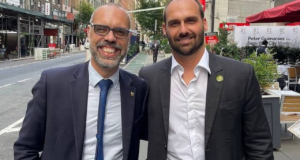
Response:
[0,77,33,89]
[0,77,35,89]
[18,78,31,83]
[0,118,24,136]
[5,127,22,133]
[0,83,14,89]
[0,61,39,70]
[0,53,84,70]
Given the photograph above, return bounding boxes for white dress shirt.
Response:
[82,62,123,160]
[167,49,211,160]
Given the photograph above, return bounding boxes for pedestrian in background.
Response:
[152,40,159,63]
[256,39,270,56]
[14,3,148,160]
[139,0,274,159]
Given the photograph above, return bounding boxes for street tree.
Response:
[76,1,94,26]
[75,1,94,44]
[134,0,166,39]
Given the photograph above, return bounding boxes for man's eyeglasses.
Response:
[90,23,130,39]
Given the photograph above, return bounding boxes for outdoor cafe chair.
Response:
[294,66,300,80]
[280,95,300,139]
[287,67,298,91]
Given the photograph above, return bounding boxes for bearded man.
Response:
[139,0,274,159]
[14,3,148,160]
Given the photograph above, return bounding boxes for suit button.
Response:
[164,145,167,150]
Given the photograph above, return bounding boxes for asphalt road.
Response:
[0,52,86,160]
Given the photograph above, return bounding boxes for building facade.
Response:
[205,0,295,32]
[0,0,75,58]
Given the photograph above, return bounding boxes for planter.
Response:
[262,90,281,149]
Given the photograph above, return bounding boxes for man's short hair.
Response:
[163,0,205,23]
[262,40,268,45]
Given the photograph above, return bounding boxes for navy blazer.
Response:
[14,62,148,160]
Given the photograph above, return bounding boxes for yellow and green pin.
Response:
[216,75,224,82]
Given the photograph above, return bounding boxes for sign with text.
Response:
[205,32,218,45]
[234,26,300,47]
[219,23,250,31]
[45,3,51,15]
[67,12,74,21]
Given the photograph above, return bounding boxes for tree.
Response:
[134,0,166,38]
[244,53,280,93]
[76,1,94,26]
[75,1,94,45]
[211,22,241,60]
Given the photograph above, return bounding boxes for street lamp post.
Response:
[211,0,216,32]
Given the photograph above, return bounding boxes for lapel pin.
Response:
[131,92,134,97]
[216,75,224,82]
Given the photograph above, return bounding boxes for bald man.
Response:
[14,3,148,160]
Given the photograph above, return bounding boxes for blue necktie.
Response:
[95,79,113,160]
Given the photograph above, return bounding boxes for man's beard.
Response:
[90,41,128,69]
[166,27,205,56]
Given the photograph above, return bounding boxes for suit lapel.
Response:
[119,69,136,160]
[205,53,224,147]
[70,62,89,160]
[159,58,172,138]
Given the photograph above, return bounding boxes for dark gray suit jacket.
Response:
[139,53,274,160]
[14,62,148,160]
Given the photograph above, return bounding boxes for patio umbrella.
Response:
[246,0,300,23]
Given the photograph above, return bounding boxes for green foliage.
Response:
[213,42,241,60]
[135,0,165,37]
[240,45,300,63]
[164,44,172,53]
[241,45,257,59]
[128,42,139,56]
[212,24,241,60]
[75,1,93,43]
[217,24,229,45]
[159,38,172,53]
[75,1,94,25]
[271,46,300,63]
[76,27,87,42]
[244,53,281,92]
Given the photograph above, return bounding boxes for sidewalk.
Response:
[0,48,84,63]
[124,52,300,160]
[122,51,167,75]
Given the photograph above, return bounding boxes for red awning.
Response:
[246,0,300,23]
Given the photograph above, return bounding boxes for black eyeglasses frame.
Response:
[90,23,131,39]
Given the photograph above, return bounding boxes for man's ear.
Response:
[162,23,167,36]
[203,18,208,32]
[86,25,91,41]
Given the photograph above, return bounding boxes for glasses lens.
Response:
[113,29,128,38]
[94,25,109,35]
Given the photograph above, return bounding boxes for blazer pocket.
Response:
[219,99,243,116]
